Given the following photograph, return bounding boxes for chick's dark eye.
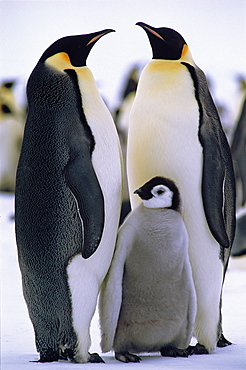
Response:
[157,189,164,195]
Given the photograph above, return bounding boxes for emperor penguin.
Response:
[0,81,24,192]
[127,22,236,354]
[99,176,196,362]
[15,30,123,363]
[114,66,140,224]
[231,97,246,208]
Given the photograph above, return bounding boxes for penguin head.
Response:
[40,29,115,70]
[136,22,191,62]
[0,80,17,120]
[134,176,181,211]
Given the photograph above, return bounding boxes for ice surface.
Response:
[1,193,245,369]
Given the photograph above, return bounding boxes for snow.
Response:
[1,193,246,369]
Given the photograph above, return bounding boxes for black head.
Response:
[136,22,186,60]
[1,104,12,114]
[39,29,115,67]
[134,176,181,211]
[3,81,15,89]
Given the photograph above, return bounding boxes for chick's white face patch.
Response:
[143,185,173,208]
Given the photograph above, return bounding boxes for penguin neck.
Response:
[136,59,195,104]
[140,47,195,85]
[75,66,113,130]
[75,67,102,100]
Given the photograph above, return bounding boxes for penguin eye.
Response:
[157,189,165,195]
[1,104,12,114]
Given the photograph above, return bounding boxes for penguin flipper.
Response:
[65,151,104,259]
[99,220,134,352]
[200,128,230,248]
[184,63,235,248]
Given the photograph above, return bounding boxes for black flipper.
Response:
[64,148,104,259]
[182,63,236,249]
[199,122,230,248]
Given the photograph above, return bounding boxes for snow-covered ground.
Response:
[1,193,246,369]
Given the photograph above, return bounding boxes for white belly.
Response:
[66,67,123,362]
[69,66,123,279]
[127,60,223,351]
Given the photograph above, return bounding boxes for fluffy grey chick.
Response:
[99,176,196,362]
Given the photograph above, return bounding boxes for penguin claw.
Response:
[187,343,209,355]
[89,352,105,363]
[33,349,59,362]
[59,348,75,361]
[217,334,232,347]
[115,351,142,363]
[160,346,189,358]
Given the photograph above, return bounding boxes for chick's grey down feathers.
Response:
[100,199,196,354]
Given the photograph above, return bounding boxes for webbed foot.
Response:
[59,348,75,361]
[160,346,189,358]
[115,351,141,363]
[33,349,59,362]
[89,352,105,363]
[187,343,209,355]
[217,334,232,347]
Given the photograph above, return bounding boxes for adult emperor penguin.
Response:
[127,22,236,354]
[100,177,196,362]
[15,30,123,363]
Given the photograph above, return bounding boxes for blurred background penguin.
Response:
[0,80,25,193]
[113,66,140,225]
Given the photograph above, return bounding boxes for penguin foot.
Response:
[187,343,209,355]
[59,348,75,361]
[89,352,105,363]
[217,334,232,347]
[160,346,189,358]
[35,349,59,362]
[115,351,142,363]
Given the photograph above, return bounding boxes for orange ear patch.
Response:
[180,44,195,65]
[60,52,71,63]
[45,52,71,71]
[181,44,189,59]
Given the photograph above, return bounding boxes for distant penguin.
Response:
[231,208,246,257]
[114,66,140,225]
[0,81,24,192]
[114,66,139,136]
[231,97,246,208]
[15,30,123,363]
[127,22,236,354]
[100,176,196,362]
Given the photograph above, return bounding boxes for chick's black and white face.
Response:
[143,184,173,209]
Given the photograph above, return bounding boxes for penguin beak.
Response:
[134,188,150,200]
[136,22,165,41]
[86,29,115,47]
[78,28,115,66]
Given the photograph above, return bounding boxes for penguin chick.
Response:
[100,176,196,362]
